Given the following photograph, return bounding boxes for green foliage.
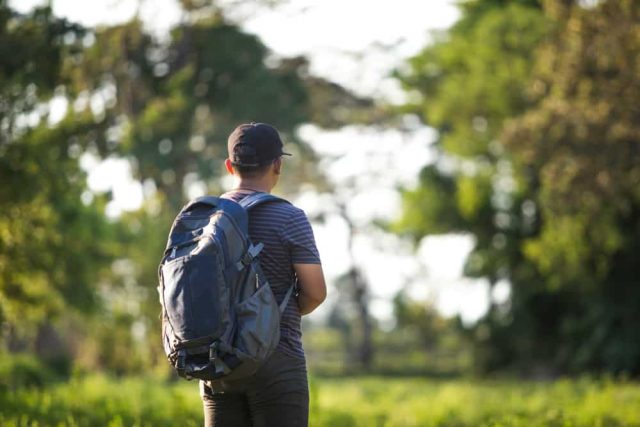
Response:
[394,166,463,239]
[500,0,640,374]
[396,0,640,375]
[0,0,383,373]
[309,279,470,377]
[1,115,116,320]
[391,291,468,369]
[1,375,640,426]
[503,0,640,286]
[313,376,640,426]
[0,375,202,426]
[0,353,58,390]
[396,0,550,289]
[400,2,548,156]
[0,2,84,134]
[67,15,365,210]
[65,15,327,373]
[0,2,117,344]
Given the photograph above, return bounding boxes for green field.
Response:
[1,375,639,426]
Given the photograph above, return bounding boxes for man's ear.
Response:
[273,157,282,175]
[224,158,235,175]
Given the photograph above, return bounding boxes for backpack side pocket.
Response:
[233,282,281,362]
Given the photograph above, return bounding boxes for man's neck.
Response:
[235,179,272,193]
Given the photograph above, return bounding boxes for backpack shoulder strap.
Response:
[238,192,294,315]
[238,192,289,211]
[182,195,219,212]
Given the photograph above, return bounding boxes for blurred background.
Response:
[1,0,639,425]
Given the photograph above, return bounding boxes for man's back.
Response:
[223,189,320,358]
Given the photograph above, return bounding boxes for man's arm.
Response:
[294,263,327,315]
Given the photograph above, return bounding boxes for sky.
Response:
[13,0,459,100]
[11,0,498,324]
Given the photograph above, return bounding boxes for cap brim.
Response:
[282,152,292,156]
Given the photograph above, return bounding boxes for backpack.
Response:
[157,192,294,381]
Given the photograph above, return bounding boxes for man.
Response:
[200,122,327,427]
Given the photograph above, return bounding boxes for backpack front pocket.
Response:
[161,248,225,341]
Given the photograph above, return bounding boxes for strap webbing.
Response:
[238,191,287,211]
[183,195,218,212]
[279,283,295,315]
[239,191,295,314]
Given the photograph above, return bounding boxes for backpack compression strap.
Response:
[238,192,295,315]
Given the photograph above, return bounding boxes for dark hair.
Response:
[232,159,275,179]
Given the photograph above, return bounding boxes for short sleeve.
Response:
[280,208,321,264]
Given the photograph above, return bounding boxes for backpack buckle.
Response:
[176,349,187,376]
[248,243,264,258]
[209,342,218,361]
[236,243,264,271]
[213,358,231,377]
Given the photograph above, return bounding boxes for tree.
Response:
[395,0,550,374]
[1,0,379,373]
[396,0,640,375]
[501,0,640,374]
[0,3,117,362]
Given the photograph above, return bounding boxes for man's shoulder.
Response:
[222,190,307,218]
[257,196,306,218]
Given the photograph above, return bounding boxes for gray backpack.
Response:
[158,192,293,381]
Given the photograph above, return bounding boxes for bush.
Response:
[0,353,58,390]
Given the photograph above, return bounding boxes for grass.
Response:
[0,375,201,426]
[1,375,639,426]
[310,376,640,426]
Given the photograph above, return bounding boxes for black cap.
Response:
[227,122,291,167]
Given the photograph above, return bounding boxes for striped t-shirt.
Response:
[222,189,321,359]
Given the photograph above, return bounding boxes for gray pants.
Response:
[200,349,309,427]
